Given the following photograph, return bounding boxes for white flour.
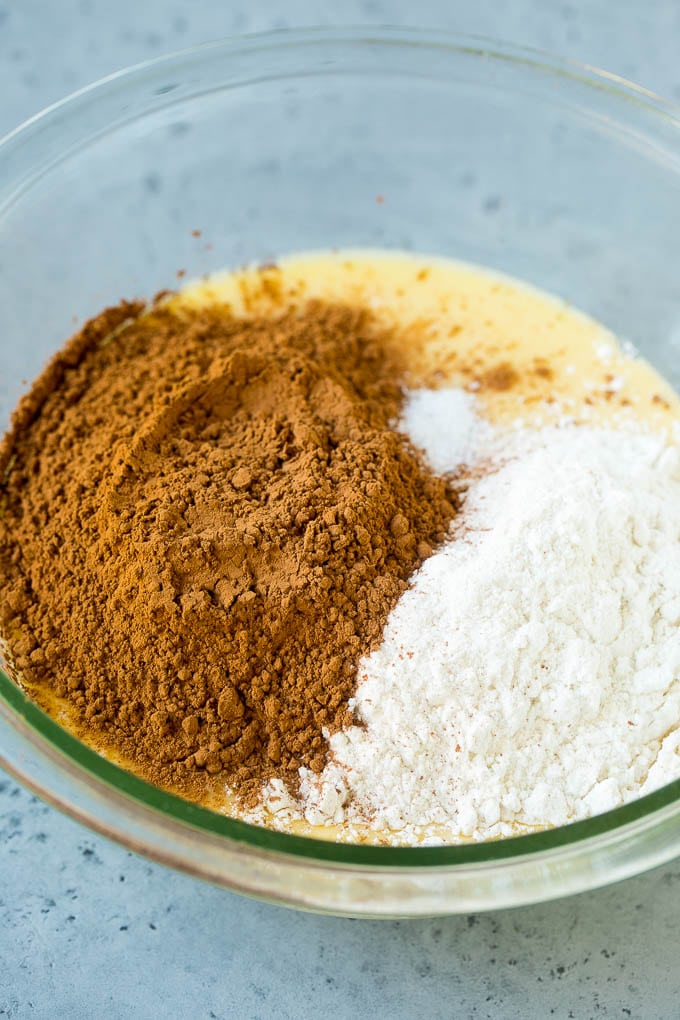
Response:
[289,413,680,842]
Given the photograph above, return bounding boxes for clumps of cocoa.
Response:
[0,295,458,805]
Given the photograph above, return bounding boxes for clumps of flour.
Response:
[283,405,680,843]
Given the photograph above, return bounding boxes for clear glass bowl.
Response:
[1,28,679,917]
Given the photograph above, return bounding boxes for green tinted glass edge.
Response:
[2,669,679,867]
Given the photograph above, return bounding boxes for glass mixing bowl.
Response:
[1,28,679,917]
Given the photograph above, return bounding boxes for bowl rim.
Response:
[1,25,679,872]
[3,24,680,155]
[2,673,680,869]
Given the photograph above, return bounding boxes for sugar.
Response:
[398,387,480,474]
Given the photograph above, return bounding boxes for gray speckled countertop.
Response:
[2,3,680,1018]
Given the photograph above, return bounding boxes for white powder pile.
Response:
[292,412,680,843]
[398,387,481,473]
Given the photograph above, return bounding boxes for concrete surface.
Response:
[1,3,680,1018]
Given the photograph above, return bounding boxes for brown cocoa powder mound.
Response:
[0,297,458,805]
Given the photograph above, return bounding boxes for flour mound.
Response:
[300,426,680,841]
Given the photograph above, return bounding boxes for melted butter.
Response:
[174,249,680,435]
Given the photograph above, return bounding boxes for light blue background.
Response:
[1,3,680,1018]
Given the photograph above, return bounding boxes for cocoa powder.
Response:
[0,296,458,804]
